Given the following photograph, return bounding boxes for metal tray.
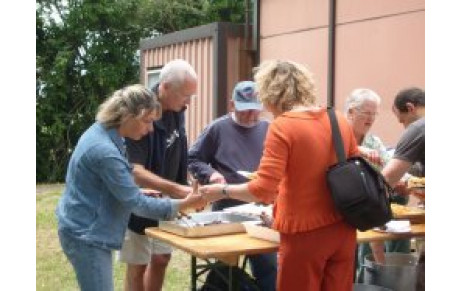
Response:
[159,211,260,238]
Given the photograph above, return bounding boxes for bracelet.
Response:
[221,184,229,197]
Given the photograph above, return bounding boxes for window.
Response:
[146,67,161,88]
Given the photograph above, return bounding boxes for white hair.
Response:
[159,59,197,88]
[344,88,381,114]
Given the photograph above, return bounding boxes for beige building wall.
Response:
[259,0,425,146]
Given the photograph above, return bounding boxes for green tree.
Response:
[36,0,247,182]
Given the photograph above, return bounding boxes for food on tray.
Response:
[178,218,231,227]
[407,176,425,189]
[247,172,257,180]
[223,202,273,217]
[161,211,258,237]
[202,219,229,226]
[236,170,257,180]
[391,204,424,216]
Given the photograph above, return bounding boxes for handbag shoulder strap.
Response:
[327,109,396,199]
[327,108,346,163]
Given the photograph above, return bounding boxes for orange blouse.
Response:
[248,109,360,234]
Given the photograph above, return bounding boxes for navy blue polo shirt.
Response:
[126,84,188,234]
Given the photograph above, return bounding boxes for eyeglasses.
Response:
[355,108,378,118]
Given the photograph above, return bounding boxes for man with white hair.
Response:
[119,59,198,291]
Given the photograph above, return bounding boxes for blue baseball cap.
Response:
[232,81,263,111]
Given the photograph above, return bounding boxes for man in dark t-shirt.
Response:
[371,117,425,290]
[371,87,425,290]
[188,81,277,291]
[119,59,198,291]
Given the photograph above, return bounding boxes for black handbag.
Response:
[326,108,393,231]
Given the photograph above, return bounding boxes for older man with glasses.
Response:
[118,59,198,291]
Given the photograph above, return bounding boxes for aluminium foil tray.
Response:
[159,211,259,238]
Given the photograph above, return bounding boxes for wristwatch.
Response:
[221,184,229,197]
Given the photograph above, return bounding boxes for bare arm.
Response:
[199,183,259,204]
[132,164,191,199]
[224,183,258,202]
[381,158,413,187]
[371,157,414,263]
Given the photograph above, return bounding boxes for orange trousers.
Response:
[277,221,356,291]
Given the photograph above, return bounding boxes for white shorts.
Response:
[118,229,173,265]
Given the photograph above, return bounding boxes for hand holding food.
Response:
[191,179,207,211]
[199,183,227,203]
[180,182,207,211]
[359,146,383,167]
[209,171,227,184]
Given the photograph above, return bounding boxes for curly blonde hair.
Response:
[253,60,317,113]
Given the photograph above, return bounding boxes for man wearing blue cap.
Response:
[188,81,277,290]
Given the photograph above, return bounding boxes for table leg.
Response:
[228,265,233,291]
[353,245,358,282]
[191,256,197,291]
[190,256,253,291]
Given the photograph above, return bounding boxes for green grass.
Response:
[36,190,191,291]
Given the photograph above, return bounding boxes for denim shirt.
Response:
[56,122,180,250]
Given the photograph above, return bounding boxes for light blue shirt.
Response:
[361,133,391,168]
[56,122,180,250]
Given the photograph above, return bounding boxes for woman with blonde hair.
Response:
[56,84,204,291]
[199,60,360,291]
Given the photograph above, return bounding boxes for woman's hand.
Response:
[178,180,207,212]
[199,184,227,203]
[191,179,206,211]
[180,190,207,212]
[359,146,383,167]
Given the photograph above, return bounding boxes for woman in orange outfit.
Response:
[199,60,361,291]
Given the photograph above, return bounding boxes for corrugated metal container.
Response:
[140,22,254,145]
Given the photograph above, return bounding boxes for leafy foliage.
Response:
[36,0,247,182]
